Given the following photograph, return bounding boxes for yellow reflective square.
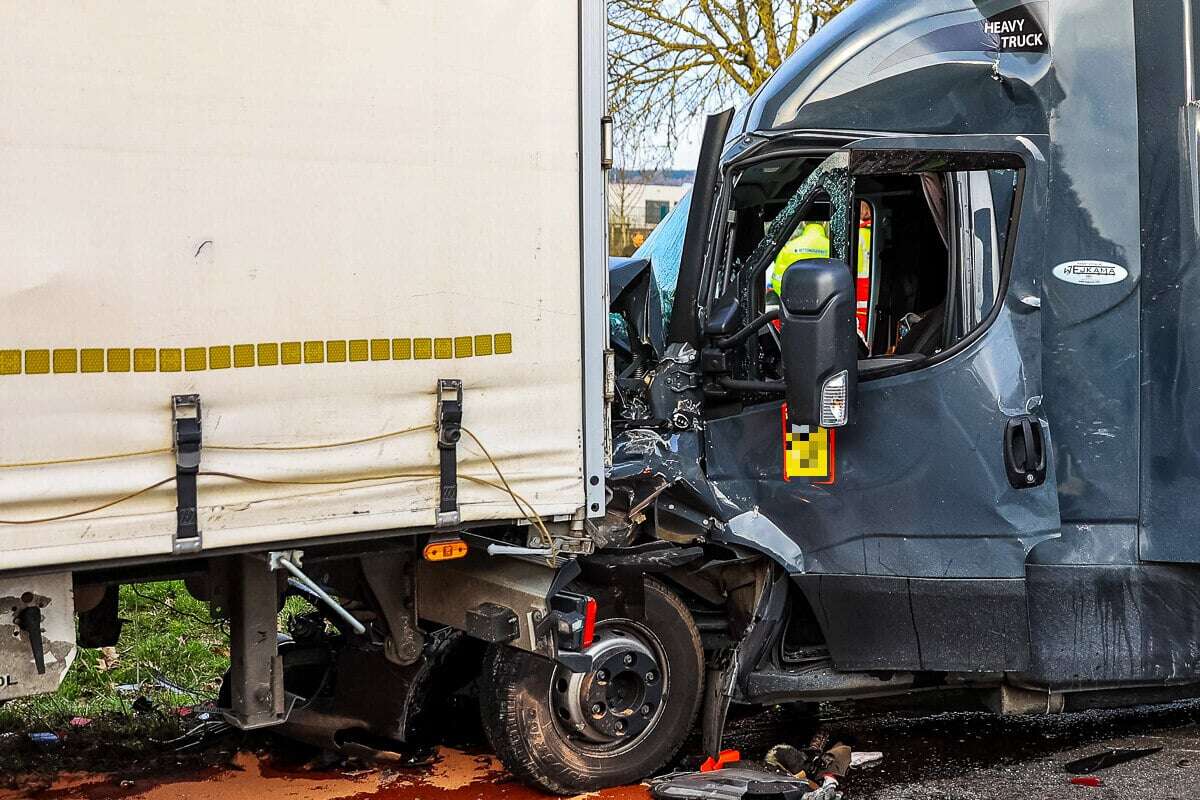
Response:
[209,346,232,370]
[159,348,182,372]
[348,339,368,362]
[257,342,279,366]
[233,344,255,368]
[327,340,347,363]
[184,347,206,371]
[133,348,156,372]
[81,348,104,373]
[107,349,131,372]
[281,341,302,365]
[494,332,513,354]
[0,350,21,375]
[304,341,325,363]
[371,339,390,361]
[25,350,49,374]
[52,348,77,373]
[454,336,473,358]
[392,338,412,360]
[413,338,433,360]
[474,335,493,356]
[434,338,453,359]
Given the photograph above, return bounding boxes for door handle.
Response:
[1003,415,1046,489]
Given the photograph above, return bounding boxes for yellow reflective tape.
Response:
[0,350,20,375]
[107,348,131,372]
[257,342,279,366]
[53,349,77,374]
[281,341,302,365]
[233,344,255,368]
[184,347,206,371]
[81,348,104,373]
[1,332,512,376]
[159,348,182,372]
[133,348,156,372]
[209,345,232,370]
[25,350,49,374]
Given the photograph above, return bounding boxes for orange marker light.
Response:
[423,539,469,561]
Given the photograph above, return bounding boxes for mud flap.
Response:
[0,572,76,701]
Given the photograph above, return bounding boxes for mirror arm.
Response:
[719,377,786,393]
[714,308,780,350]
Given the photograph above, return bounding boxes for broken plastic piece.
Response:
[1070,776,1104,787]
[700,749,742,772]
[1064,746,1161,774]
[651,767,813,800]
[850,751,883,769]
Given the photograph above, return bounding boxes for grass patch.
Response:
[0,581,231,730]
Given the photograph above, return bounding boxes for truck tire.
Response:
[480,578,703,794]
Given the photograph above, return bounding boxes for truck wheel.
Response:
[480,579,703,794]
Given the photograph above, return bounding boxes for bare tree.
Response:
[609,0,851,157]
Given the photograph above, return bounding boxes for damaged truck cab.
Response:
[604,0,1200,786]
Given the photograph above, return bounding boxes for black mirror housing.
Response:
[778,258,858,427]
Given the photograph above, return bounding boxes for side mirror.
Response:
[778,258,858,427]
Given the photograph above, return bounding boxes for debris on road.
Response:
[1064,746,1162,774]
[850,751,883,769]
[650,766,835,800]
[1070,776,1105,787]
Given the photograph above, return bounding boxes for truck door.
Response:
[700,135,1060,672]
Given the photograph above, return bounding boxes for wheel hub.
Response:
[553,626,666,744]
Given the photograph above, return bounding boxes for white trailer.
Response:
[0,1,608,712]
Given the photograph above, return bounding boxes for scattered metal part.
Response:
[1064,746,1162,774]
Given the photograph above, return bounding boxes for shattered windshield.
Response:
[633,190,691,319]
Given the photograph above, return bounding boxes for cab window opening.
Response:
[701,149,1021,392]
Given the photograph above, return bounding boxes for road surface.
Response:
[4,701,1200,799]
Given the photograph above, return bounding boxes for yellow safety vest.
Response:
[770,222,831,295]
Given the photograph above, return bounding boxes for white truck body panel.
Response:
[0,2,602,571]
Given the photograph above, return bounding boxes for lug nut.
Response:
[615,720,626,733]
[590,703,604,716]
[596,669,609,682]
[623,654,635,666]
[645,671,657,683]
[640,704,652,716]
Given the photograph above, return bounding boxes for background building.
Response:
[608,169,693,256]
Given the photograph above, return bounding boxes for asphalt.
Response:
[5,700,1200,799]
